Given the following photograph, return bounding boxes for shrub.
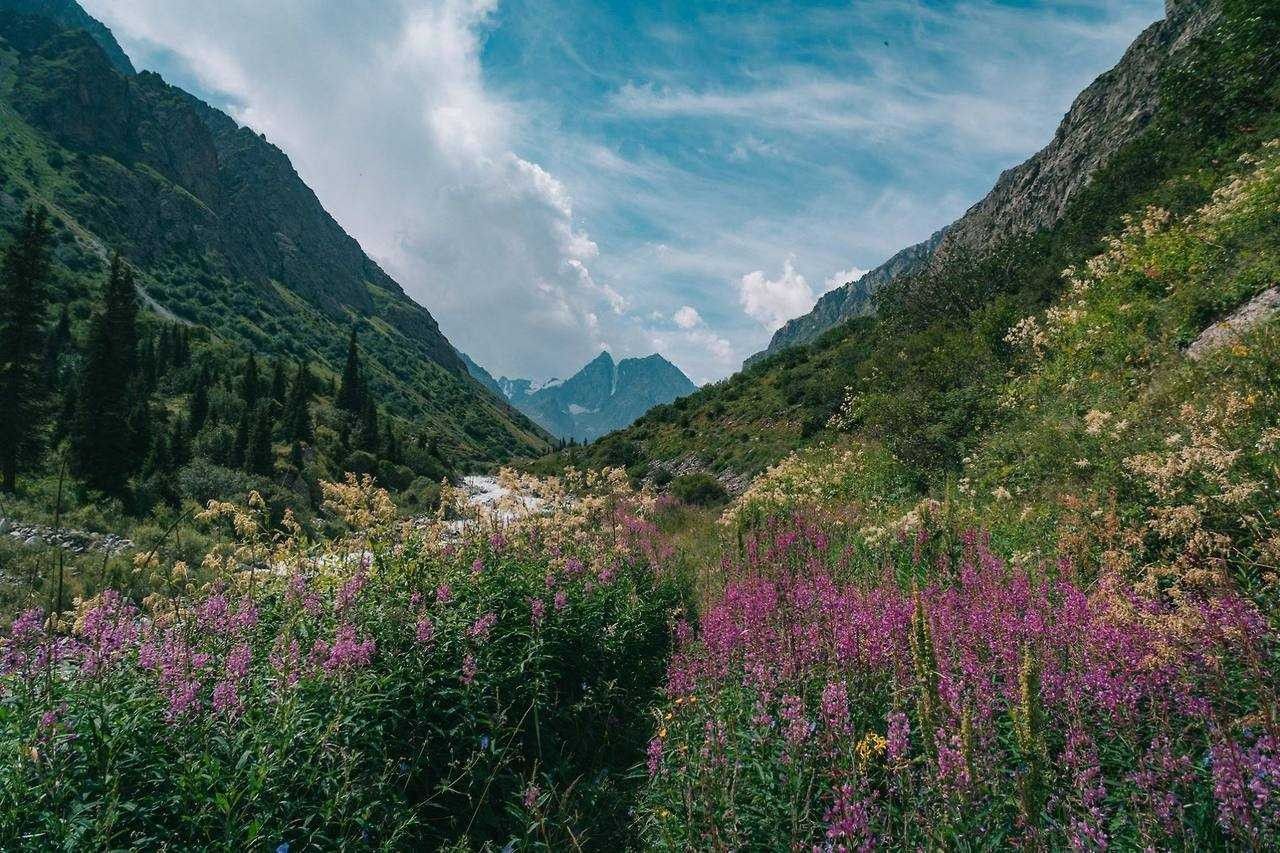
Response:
[670,474,727,507]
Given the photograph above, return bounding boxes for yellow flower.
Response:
[658,727,668,739]
[856,732,887,764]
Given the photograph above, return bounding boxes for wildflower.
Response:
[530,597,546,627]
[467,612,497,641]
[461,653,477,686]
[211,679,242,716]
[226,643,252,680]
[336,569,367,612]
[646,737,664,775]
[415,618,435,646]
[471,558,485,576]
[886,711,911,763]
[554,590,568,611]
[322,622,376,673]
[435,584,453,605]
[523,784,540,810]
[820,681,851,735]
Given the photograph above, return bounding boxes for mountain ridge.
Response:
[753,0,1220,362]
[467,350,697,443]
[0,1,550,463]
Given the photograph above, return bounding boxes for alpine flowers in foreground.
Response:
[641,518,1279,850]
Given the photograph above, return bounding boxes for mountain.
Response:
[753,0,1219,362]
[0,0,550,464]
[549,0,1279,489]
[469,351,697,443]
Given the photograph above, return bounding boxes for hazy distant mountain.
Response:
[467,351,697,442]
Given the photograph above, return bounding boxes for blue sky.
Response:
[82,0,1165,383]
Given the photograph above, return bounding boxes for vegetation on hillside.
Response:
[546,0,1279,488]
[0,10,549,469]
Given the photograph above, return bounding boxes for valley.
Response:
[2,0,1279,849]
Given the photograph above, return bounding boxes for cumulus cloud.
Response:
[80,0,627,380]
[737,258,820,331]
[673,305,702,329]
[824,267,869,291]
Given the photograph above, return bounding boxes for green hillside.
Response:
[551,0,1280,494]
[0,8,549,466]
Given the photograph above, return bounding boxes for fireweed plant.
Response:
[637,516,1279,850]
[637,147,1280,851]
[0,471,685,849]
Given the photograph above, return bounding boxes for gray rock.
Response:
[1187,287,1280,359]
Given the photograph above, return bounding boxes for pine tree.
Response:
[170,416,191,468]
[241,353,260,410]
[156,326,173,371]
[337,327,365,413]
[269,359,288,405]
[72,253,141,496]
[190,363,212,432]
[139,333,157,390]
[246,405,275,476]
[284,361,313,442]
[356,397,380,454]
[231,408,251,469]
[43,304,71,377]
[0,206,53,492]
[383,423,401,464]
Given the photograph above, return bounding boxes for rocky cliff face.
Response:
[753,0,1220,362]
[470,351,698,443]
[750,229,945,365]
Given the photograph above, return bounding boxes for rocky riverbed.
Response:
[0,517,133,556]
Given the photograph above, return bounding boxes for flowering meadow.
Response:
[0,471,684,849]
[635,143,1280,849]
[5,138,1280,849]
[637,516,1278,849]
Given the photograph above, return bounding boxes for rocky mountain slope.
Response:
[545,0,1278,490]
[755,0,1220,361]
[468,351,697,443]
[0,0,549,464]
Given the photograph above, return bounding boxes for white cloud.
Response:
[737,258,819,331]
[824,267,868,291]
[673,305,702,329]
[80,0,628,380]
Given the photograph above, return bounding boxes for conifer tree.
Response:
[270,359,288,405]
[0,206,53,492]
[231,408,251,470]
[44,304,71,377]
[246,406,275,476]
[337,327,365,413]
[170,416,191,468]
[241,353,261,410]
[356,397,380,454]
[139,334,157,389]
[284,361,313,442]
[72,253,141,496]
[190,363,212,432]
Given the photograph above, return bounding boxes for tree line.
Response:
[0,206,438,512]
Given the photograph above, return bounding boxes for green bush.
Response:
[670,473,728,507]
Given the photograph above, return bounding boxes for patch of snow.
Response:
[531,377,563,393]
[567,403,597,415]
